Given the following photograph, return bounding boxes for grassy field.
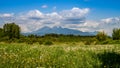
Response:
[0,43,120,68]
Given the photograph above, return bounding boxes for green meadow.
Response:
[0,23,120,68]
[0,42,120,68]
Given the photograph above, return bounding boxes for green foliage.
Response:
[97,51,120,68]
[112,28,120,40]
[84,38,97,45]
[108,40,120,44]
[0,36,9,42]
[96,31,108,41]
[0,43,120,68]
[3,23,20,39]
[44,41,53,45]
[0,28,4,38]
[1,22,120,45]
[101,39,110,44]
[26,39,34,45]
[38,41,43,45]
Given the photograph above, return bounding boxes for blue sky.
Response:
[0,0,120,19]
[0,0,120,17]
[0,0,120,35]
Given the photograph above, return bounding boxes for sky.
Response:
[0,0,120,35]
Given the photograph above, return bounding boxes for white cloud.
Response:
[60,7,89,18]
[1,7,120,35]
[41,5,48,8]
[0,13,14,18]
[27,10,43,17]
[102,18,113,23]
[13,7,90,33]
[101,17,120,24]
[60,7,89,24]
[63,20,99,32]
[83,20,99,27]
[64,17,120,35]
[0,13,15,26]
[99,17,120,35]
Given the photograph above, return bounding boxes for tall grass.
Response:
[0,43,120,68]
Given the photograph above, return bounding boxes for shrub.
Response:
[84,38,97,45]
[112,28,120,40]
[38,41,43,45]
[44,41,53,45]
[26,38,34,45]
[84,41,91,45]
[96,31,108,41]
[109,40,120,44]
[101,39,110,44]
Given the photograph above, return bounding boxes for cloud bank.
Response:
[0,7,120,35]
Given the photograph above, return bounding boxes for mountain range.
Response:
[23,26,97,36]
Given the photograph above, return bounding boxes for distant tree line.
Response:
[0,23,120,45]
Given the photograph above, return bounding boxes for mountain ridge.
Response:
[23,26,97,36]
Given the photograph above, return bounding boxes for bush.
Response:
[101,39,110,44]
[99,39,120,44]
[38,41,43,45]
[84,41,91,45]
[96,31,108,41]
[109,40,120,44]
[26,38,34,45]
[84,38,97,45]
[112,28,120,40]
[44,41,53,45]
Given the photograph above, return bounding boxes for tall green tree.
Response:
[3,23,20,39]
[112,28,120,40]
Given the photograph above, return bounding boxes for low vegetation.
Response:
[0,23,120,67]
[0,23,120,45]
[0,43,120,68]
